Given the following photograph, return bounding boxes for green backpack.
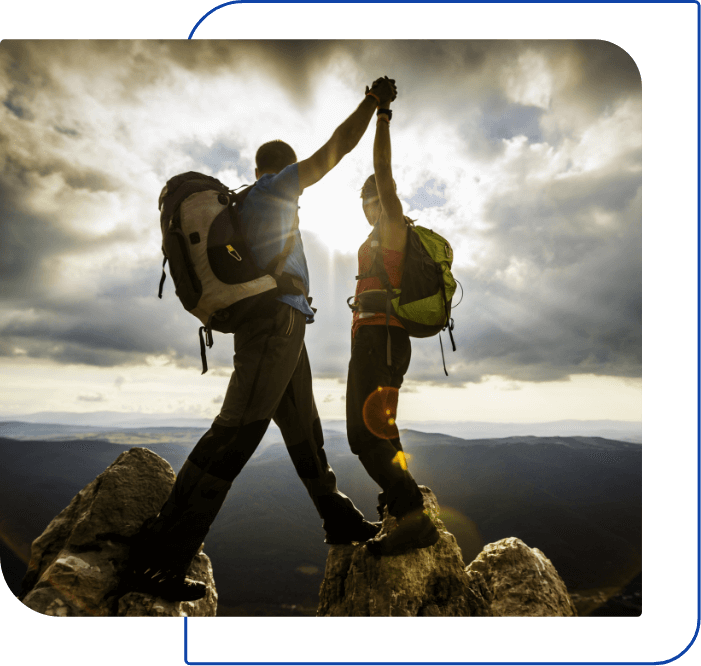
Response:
[349,218,457,375]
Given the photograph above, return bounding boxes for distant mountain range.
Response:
[0,421,641,616]
[0,411,642,442]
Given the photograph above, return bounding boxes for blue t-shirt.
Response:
[238,163,315,322]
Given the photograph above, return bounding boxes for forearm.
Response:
[331,95,378,159]
[373,116,393,186]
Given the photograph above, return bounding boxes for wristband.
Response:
[365,91,381,106]
[377,108,393,120]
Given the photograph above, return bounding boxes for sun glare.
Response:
[302,173,371,254]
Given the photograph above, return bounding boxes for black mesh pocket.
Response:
[207,209,261,285]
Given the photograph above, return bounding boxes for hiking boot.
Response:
[325,520,381,545]
[365,510,439,557]
[129,567,207,602]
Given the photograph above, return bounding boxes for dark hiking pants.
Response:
[140,303,366,578]
[346,325,424,520]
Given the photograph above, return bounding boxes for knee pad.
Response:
[188,424,240,471]
[287,441,319,478]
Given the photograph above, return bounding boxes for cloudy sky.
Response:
[0,39,642,424]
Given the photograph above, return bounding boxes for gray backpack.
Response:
[158,171,304,373]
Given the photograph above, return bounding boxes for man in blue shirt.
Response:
[128,77,397,602]
[236,155,316,324]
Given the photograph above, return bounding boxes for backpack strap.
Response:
[158,256,167,299]
[271,210,299,277]
[440,281,457,352]
[198,320,214,375]
[264,210,309,300]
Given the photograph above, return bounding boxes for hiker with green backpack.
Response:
[346,92,457,556]
[127,76,399,602]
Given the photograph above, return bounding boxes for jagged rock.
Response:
[318,487,491,616]
[318,487,576,617]
[465,537,577,616]
[19,447,217,617]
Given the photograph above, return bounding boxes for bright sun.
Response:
[300,177,372,254]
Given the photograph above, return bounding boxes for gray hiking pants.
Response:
[141,302,366,578]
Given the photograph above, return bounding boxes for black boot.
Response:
[365,510,440,557]
[124,514,207,602]
[317,491,380,544]
[325,519,381,545]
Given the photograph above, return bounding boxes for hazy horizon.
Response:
[0,410,642,443]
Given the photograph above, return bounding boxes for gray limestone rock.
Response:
[318,487,576,617]
[19,447,217,617]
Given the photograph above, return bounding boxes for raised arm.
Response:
[297,77,397,192]
[374,103,402,221]
[373,103,407,251]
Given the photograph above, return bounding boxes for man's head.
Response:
[361,174,398,226]
[255,140,297,178]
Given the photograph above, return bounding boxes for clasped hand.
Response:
[366,75,397,106]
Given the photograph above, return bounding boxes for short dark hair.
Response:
[255,140,297,174]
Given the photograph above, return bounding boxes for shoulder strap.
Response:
[237,181,299,279]
[270,210,300,277]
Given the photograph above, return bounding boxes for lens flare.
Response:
[362,385,399,439]
[392,450,408,470]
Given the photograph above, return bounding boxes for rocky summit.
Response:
[18,447,217,617]
[318,487,577,617]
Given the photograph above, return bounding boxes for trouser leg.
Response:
[135,419,270,578]
[274,342,367,532]
[135,304,305,577]
[346,326,424,519]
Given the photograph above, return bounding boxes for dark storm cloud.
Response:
[429,173,642,384]
[0,39,641,385]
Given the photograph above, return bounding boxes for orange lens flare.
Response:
[362,385,399,440]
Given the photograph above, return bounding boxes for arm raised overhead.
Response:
[297,77,397,192]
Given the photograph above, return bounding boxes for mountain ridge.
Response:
[0,426,641,616]
[0,413,642,443]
